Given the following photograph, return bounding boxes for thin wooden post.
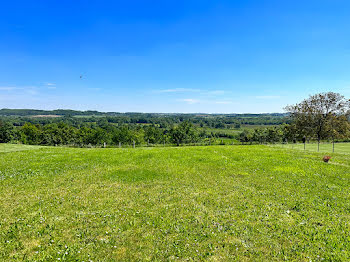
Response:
[119,142,121,148]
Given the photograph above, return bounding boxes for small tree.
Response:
[144,125,162,144]
[21,123,41,145]
[0,121,14,143]
[239,129,253,144]
[328,114,350,152]
[285,92,350,150]
[170,121,198,146]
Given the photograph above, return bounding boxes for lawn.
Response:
[0,143,43,153]
[0,144,349,261]
[272,142,350,154]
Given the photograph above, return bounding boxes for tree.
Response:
[20,123,41,145]
[328,114,350,152]
[239,129,253,144]
[129,126,145,145]
[92,127,111,146]
[281,124,297,143]
[0,121,13,143]
[251,128,264,144]
[144,125,162,144]
[285,92,350,150]
[170,121,199,146]
[112,126,129,145]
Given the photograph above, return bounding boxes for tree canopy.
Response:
[285,92,350,142]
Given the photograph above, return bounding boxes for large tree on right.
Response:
[285,92,350,150]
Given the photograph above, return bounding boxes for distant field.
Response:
[241,124,278,129]
[202,127,242,135]
[272,142,350,154]
[0,143,43,153]
[201,125,278,135]
[31,115,62,118]
[0,144,349,261]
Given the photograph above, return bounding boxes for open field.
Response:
[272,142,350,154]
[0,143,44,153]
[0,144,349,261]
[201,127,242,135]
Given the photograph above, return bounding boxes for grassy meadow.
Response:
[272,142,350,154]
[0,143,44,153]
[0,143,349,261]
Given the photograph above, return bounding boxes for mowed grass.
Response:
[0,143,43,153]
[272,142,350,154]
[0,144,349,261]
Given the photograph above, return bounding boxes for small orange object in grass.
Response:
[323,156,331,163]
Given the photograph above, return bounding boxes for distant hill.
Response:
[0,108,287,118]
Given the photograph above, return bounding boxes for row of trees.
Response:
[1,110,289,129]
[239,92,350,145]
[1,119,296,147]
[0,121,206,146]
[1,92,349,147]
[285,92,350,147]
[239,93,350,145]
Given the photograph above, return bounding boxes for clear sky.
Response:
[1,0,350,113]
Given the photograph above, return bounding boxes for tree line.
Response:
[239,92,350,145]
[0,110,289,128]
[0,120,207,146]
[0,92,349,147]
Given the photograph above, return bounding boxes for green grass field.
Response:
[0,143,44,153]
[0,144,349,261]
[272,142,350,154]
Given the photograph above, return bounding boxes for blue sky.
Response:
[1,0,350,113]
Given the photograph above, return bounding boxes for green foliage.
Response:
[0,121,14,143]
[1,103,348,147]
[0,109,289,127]
[144,125,163,144]
[285,92,350,141]
[20,123,41,145]
[169,121,199,145]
